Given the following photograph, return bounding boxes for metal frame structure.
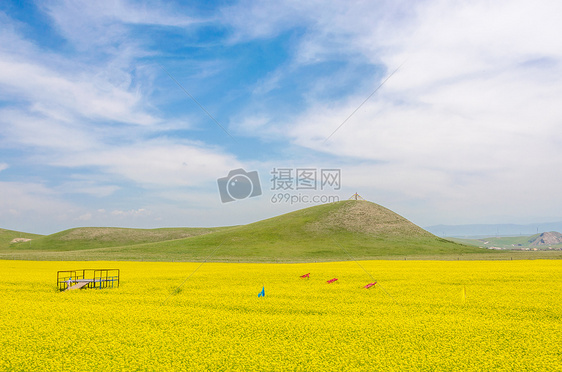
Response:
[57,269,120,291]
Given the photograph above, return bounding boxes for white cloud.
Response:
[49,139,242,188]
[0,182,57,211]
[0,163,8,172]
[56,181,120,198]
[0,181,80,233]
[0,109,99,151]
[76,213,92,221]
[0,57,158,126]
[340,160,562,225]
[111,208,151,217]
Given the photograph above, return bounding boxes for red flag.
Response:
[327,278,338,284]
[300,273,310,278]
[364,282,377,289]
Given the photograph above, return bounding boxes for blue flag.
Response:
[258,286,265,297]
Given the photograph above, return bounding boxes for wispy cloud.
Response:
[42,0,202,49]
[111,208,151,217]
[56,180,120,198]
[0,181,78,233]
[0,52,158,126]
[49,139,241,188]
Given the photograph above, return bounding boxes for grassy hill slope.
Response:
[132,201,482,259]
[3,201,488,261]
[0,228,43,250]
[10,226,231,251]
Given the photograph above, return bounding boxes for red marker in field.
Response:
[300,273,310,278]
[327,278,338,284]
[364,282,377,289]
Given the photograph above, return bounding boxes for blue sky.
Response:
[1,0,562,234]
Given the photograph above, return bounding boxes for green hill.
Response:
[10,226,230,251]
[5,201,486,261]
[0,228,43,250]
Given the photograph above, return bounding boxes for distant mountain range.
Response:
[450,231,562,250]
[425,222,562,238]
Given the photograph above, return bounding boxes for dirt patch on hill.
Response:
[58,227,205,242]
[10,238,32,244]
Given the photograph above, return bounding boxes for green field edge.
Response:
[1,250,560,263]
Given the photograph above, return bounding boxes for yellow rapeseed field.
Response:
[0,260,560,371]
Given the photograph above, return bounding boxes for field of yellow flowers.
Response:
[0,259,560,371]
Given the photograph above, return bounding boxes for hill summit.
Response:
[305,200,435,237]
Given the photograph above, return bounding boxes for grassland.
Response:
[1,259,560,371]
[0,228,43,250]
[3,201,492,262]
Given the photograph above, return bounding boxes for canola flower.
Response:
[0,260,560,371]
